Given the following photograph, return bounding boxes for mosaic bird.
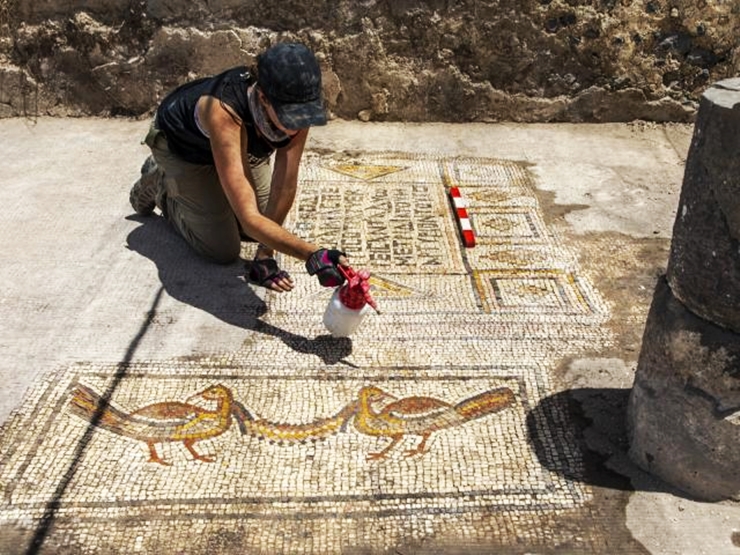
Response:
[67,383,253,465]
[354,385,516,460]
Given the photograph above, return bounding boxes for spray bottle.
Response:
[323,265,380,337]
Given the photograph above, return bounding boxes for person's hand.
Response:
[305,249,349,287]
[248,255,295,293]
[266,271,295,293]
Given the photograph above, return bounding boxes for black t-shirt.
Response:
[155,66,290,165]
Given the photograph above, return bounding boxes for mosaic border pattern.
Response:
[473,269,603,315]
[471,207,549,244]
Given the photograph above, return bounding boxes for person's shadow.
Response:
[125,215,353,366]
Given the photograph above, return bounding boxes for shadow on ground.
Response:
[125,214,353,366]
[528,386,697,500]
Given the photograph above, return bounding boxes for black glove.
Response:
[306,249,347,287]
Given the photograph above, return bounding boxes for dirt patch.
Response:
[578,233,670,356]
[535,188,671,359]
[1,1,738,120]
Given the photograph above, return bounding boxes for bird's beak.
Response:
[186,387,213,404]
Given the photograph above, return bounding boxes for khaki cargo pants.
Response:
[144,123,272,264]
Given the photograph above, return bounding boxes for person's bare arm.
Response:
[198,95,318,262]
[196,95,348,291]
[255,128,307,259]
[264,128,307,226]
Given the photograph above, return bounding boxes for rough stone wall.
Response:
[0,0,738,122]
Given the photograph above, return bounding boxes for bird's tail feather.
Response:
[454,388,515,421]
[67,384,133,436]
[230,399,254,435]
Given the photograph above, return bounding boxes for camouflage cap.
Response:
[257,43,327,129]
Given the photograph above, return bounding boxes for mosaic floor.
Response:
[0,153,612,553]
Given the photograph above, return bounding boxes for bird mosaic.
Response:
[353,385,516,460]
[68,384,252,465]
[67,383,517,464]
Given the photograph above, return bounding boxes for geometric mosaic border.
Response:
[472,269,605,315]
[471,207,549,244]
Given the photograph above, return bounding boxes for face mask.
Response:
[248,86,289,144]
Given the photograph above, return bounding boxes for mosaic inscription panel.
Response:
[284,155,465,274]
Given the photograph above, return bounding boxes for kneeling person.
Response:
[130,42,347,291]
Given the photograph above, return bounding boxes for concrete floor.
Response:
[0,117,738,554]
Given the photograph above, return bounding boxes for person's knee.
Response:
[201,239,240,265]
[167,204,240,264]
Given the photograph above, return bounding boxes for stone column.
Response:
[627,78,740,501]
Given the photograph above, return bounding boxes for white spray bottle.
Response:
[323,265,380,337]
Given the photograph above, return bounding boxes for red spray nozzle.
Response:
[337,265,380,314]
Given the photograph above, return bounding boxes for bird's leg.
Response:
[146,442,171,466]
[184,439,215,463]
[367,435,403,460]
[404,433,431,457]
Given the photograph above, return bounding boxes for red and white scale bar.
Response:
[448,186,476,248]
